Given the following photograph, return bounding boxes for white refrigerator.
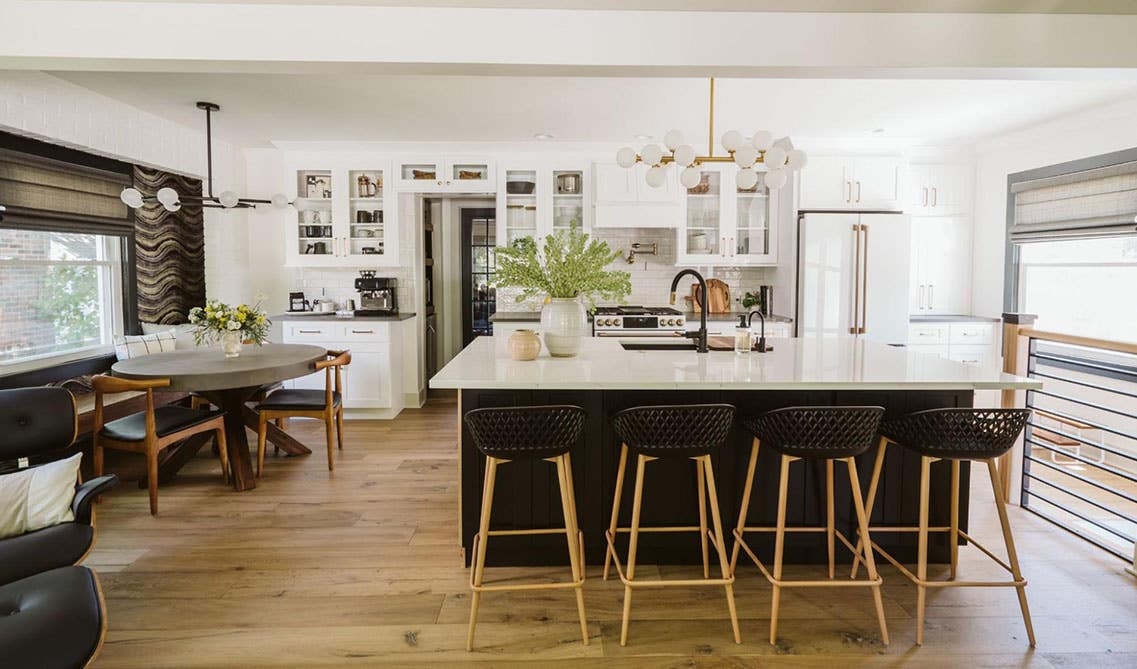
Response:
[797,212,912,345]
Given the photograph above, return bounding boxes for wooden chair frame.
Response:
[92,375,227,515]
[467,452,587,651]
[849,437,1036,646]
[603,446,741,647]
[730,437,889,646]
[256,350,350,476]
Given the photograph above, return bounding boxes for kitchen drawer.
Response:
[338,323,391,342]
[949,322,995,345]
[907,344,950,359]
[285,322,338,341]
[948,344,994,366]
[908,324,949,345]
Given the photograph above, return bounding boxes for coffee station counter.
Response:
[274,312,416,322]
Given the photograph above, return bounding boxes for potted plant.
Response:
[494,229,631,357]
[188,300,271,358]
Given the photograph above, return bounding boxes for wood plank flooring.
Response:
[87,393,1137,667]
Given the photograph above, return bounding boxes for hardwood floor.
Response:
[88,393,1137,667]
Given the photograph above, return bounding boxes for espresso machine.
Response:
[354,272,398,316]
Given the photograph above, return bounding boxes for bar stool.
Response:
[463,405,588,651]
[849,408,1035,646]
[604,404,741,647]
[731,406,889,646]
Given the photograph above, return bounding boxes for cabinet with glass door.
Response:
[676,165,725,264]
[676,164,778,266]
[396,158,495,192]
[291,169,337,266]
[344,168,398,266]
[550,166,588,236]
[732,169,778,264]
[496,166,541,248]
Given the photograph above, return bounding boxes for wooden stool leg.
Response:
[696,457,710,579]
[950,459,960,581]
[324,411,335,471]
[770,454,791,645]
[146,443,159,516]
[556,455,589,646]
[730,438,760,573]
[619,454,647,647]
[702,455,741,644]
[851,437,888,579]
[93,438,104,478]
[256,413,269,478]
[916,455,932,646]
[847,457,889,646]
[986,458,1036,647]
[467,457,498,651]
[826,459,836,580]
[604,444,629,581]
[336,406,345,451]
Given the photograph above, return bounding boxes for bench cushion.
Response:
[0,566,104,668]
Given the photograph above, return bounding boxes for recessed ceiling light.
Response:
[533,132,555,140]
[634,134,654,141]
[872,128,886,135]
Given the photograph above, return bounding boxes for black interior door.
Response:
[461,208,497,347]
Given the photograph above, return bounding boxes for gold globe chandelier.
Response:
[616,78,807,191]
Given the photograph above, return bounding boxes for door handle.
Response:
[333,237,339,257]
[845,180,851,204]
[929,284,934,310]
[350,329,375,334]
[851,223,861,334]
[931,187,938,207]
[922,187,928,207]
[729,236,735,257]
[856,181,862,204]
[919,284,926,310]
[859,223,869,334]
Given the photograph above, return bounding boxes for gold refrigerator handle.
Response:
[850,223,861,335]
[860,224,869,335]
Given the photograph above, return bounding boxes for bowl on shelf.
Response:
[506,179,536,194]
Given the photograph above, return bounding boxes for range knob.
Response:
[677,317,685,326]
[664,319,674,326]
[613,318,622,326]
[601,318,611,326]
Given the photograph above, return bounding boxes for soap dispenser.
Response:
[734,315,752,354]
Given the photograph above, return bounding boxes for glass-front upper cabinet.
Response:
[294,169,336,263]
[396,158,494,192]
[676,165,779,266]
[551,169,585,235]
[677,166,724,264]
[497,167,540,248]
[733,171,778,264]
[345,169,392,263]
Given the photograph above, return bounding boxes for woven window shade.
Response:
[0,148,131,232]
[1010,160,1137,242]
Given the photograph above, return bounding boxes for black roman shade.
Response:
[1010,160,1137,242]
[0,148,132,234]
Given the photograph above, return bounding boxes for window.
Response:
[0,228,124,369]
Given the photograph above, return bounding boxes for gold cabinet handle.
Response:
[856,181,862,203]
[931,186,938,207]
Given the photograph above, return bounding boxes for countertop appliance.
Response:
[354,272,398,316]
[797,212,911,344]
[288,292,310,312]
[592,306,686,337]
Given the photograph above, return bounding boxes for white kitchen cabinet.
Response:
[907,320,998,367]
[798,155,903,210]
[593,162,680,229]
[907,163,972,216]
[281,320,404,416]
[496,162,591,247]
[910,216,971,315]
[285,164,399,268]
[676,164,778,266]
[394,157,495,192]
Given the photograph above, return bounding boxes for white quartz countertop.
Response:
[429,336,1041,391]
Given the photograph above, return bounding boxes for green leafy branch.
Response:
[493,229,631,308]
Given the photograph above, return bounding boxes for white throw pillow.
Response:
[0,452,80,540]
[113,330,177,360]
[140,322,198,350]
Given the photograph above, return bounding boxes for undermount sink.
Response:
[620,341,699,351]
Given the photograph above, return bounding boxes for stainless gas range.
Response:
[591,306,686,337]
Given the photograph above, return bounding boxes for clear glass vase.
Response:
[221,331,244,358]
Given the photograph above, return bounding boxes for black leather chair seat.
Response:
[0,523,94,587]
[258,389,341,411]
[0,566,104,669]
[99,406,220,442]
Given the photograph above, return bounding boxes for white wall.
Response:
[971,97,1137,317]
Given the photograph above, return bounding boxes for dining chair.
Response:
[91,375,228,515]
[254,349,350,475]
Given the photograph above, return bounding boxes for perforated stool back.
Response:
[464,405,586,460]
[881,408,1030,459]
[742,406,884,459]
[610,404,735,458]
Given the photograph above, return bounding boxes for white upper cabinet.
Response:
[676,164,779,266]
[906,163,972,216]
[593,162,680,228]
[909,216,972,315]
[496,161,591,248]
[798,155,903,210]
[394,157,495,192]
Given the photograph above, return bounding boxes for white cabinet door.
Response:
[677,165,728,264]
[850,157,903,210]
[928,163,970,216]
[594,163,638,204]
[798,156,852,209]
[906,164,935,215]
[920,217,971,315]
[341,346,392,408]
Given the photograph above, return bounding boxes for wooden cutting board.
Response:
[689,279,731,314]
[708,335,773,352]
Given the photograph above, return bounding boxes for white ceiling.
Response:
[52,72,1137,149]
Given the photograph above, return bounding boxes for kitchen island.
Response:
[430,336,1039,567]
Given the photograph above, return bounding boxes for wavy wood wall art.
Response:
[133,166,206,325]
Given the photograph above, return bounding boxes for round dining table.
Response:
[111,343,327,491]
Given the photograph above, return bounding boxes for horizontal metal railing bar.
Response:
[1021,503,1131,562]
[1025,488,1136,543]
[1031,350,1137,382]
[1030,388,1137,421]
[1024,437,1137,485]
[1025,454,1137,505]
[1024,471,1137,529]
[1021,327,1137,356]
[1028,405,1137,445]
[1026,420,1137,464]
[1030,370,1137,402]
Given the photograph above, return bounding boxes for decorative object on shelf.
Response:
[508,329,542,361]
[458,170,484,180]
[305,175,331,199]
[506,178,536,195]
[188,300,270,357]
[119,103,294,212]
[556,173,582,194]
[494,229,631,357]
[615,78,807,191]
[412,169,436,180]
[355,174,380,197]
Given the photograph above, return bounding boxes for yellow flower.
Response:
[237,313,247,322]
[256,315,265,324]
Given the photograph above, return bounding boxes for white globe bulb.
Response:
[219,190,239,208]
[119,187,144,209]
[751,130,774,151]
[163,201,182,213]
[644,165,667,189]
[786,149,808,170]
[721,130,743,152]
[764,168,787,190]
[680,166,702,189]
[616,147,637,168]
[640,144,664,166]
[156,187,179,206]
[763,146,788,169]
[734,146,758,167]
[271,193,289,209]
[736,169,759,191]
[293,197,312,212]
[663,129,685,151]
[672,144,696,167]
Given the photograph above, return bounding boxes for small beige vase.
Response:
[508,329,542,361]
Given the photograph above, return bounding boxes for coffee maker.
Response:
[354,272,398,316]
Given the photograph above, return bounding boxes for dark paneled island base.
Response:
[459,388,973,567]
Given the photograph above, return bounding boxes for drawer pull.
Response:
[350,329,375,334]
[297,329,322,334]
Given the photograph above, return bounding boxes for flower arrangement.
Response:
[188,300,271,347]
[493,228,632,307]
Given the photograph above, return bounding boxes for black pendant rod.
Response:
[196,101,220,199]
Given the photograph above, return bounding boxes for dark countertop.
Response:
[490,310,793,324]
[909,315,1001,323]
[274,312,416,322]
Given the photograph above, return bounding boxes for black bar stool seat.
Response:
[732,406,890,646]
[463,405,589,651]
[850,407,1035,647]
[604,404,741,647]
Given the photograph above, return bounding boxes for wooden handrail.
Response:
[1018,327,1137,356]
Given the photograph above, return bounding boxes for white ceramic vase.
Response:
[221,331,244,358]
[540,298,587,358]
